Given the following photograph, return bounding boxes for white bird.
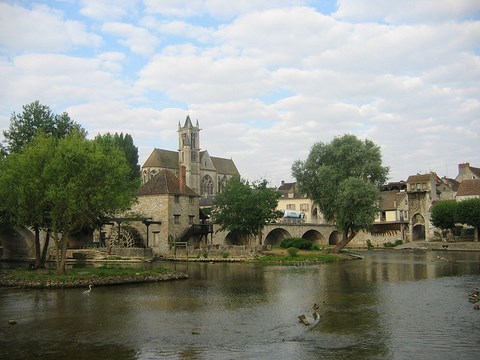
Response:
[82,284,93,295]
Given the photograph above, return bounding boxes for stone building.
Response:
[141,116,239,206]
[456,162,480,182]
[130,166,204,255]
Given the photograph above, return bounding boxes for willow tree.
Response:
[292,134,389,253]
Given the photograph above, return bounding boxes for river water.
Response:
[1,250,479,360]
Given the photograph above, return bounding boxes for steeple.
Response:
[178,115,201,194]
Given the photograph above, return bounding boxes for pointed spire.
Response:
[183,115,193,128]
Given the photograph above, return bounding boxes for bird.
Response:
[298,303,321,326]
[82,284,93,295]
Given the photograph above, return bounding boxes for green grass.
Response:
[255,253,341,263]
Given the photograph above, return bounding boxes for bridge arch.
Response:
[328,230,341,245]
[301,229,325,244]
[264,228,292,246]
[0,227,35,260]
[225,230,250,246]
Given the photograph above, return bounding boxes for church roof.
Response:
[137,169,198,196]
[143,149,178,168]
[211,156,239,175]
[456,179,480,197]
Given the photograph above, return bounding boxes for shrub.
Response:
[287,247,299,257]
[222,252,229,258]
[280,237,313,250]
[366,239,374,250]
[383,239,403,248]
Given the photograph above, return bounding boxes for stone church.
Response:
[141,115,240,205]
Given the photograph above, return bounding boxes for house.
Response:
[130,166,207,256]
[276,181,325,223]
[376,190,408,222]
[456,179,480,201]
[456,163,480,182]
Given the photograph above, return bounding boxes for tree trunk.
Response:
[333,230,357,253]
[40,231,50,267]
[57,235,69,275]
[34,224,41,269]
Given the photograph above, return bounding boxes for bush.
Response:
[280,237,313,250]
[383,239,403,248]
[287,247,299,256]
[366,239,374,250]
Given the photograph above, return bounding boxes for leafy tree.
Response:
[431,200,459,239]
[94,132,140,182]
[212,176,280,245]
[456,198,480,242]
[2,100,85,154]
[0,135,57,268]
[292,134,389,252]
[0,131,138,274]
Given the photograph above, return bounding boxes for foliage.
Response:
[280,237,314,250]
[94,132,140,182]
[366,239,374,250]
[431,200,458,233]
[212,176,280,244]
[0,131,138,274]
[2,100,86,154]
[383,240,403,248]
[456,198,480,240]
[292,134,388,252]
[287,247,299,256]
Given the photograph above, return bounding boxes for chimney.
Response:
[179,165,186,193]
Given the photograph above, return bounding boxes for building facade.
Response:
[141,116,239,206]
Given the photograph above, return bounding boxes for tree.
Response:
[94,132,141,182]
[292,134,389,253]
[0,131,138,274]
[212,176,280,245]
[0,135,57,268]
[456,198,480,242]
[431,200,459,240]
[1,101,86,267]
[2,100,86,154]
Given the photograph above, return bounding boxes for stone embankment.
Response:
[395,241,480,251]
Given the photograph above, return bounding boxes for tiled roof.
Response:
[137,169,198,196]
[379,190,407,210]
[142,149,178,169]
[406,173,434,183]
[210,156,239,175]
[456,179,480,197]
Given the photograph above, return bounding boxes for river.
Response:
[1,250,479,360]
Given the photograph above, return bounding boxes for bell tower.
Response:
[178,115,201,193]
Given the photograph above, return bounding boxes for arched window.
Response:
[201,175,214,196]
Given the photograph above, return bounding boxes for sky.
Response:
[0,0,479,186]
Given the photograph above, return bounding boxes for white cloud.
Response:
[334,0,480,23]
[80,0,139,21]
[102,22,159,56]
[0,3,101,53]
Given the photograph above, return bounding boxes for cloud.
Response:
[102,22,159,56]
[0,3,101,53]
[80,0,139,21]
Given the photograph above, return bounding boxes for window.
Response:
[174,195,180,203]
[287,204,295,210]
[174,215,180,224]
[300,203,309,212]
[189,196,194,204]
[189,215,195,224]
[201,175,214,196]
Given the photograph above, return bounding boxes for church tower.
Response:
[178,115,201,194]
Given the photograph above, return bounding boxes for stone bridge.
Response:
[0,222,342,261]
[217,222,341,247]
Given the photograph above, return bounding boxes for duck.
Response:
[298,304,320,326]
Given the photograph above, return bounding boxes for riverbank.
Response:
[394,240,480,251]
[0,266,188,289]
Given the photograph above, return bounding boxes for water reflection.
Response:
[1,250,479,360]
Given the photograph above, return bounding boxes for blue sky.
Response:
[1,0,479,185]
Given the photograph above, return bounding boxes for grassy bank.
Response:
[0,266,188,289]
[254,248,351,263]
